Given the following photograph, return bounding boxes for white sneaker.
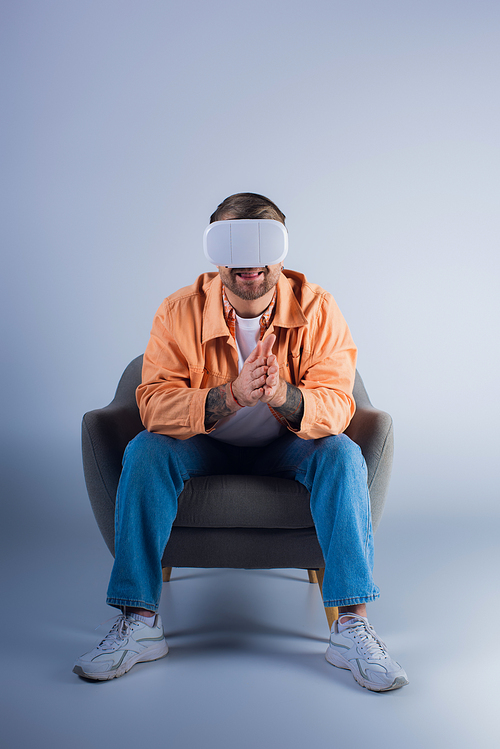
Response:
[326,614,409,692]
[73,613,169,680]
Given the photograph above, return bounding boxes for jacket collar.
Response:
[272,272,309,329]
[201,272,307,345]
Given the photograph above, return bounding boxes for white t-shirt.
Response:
[208,313,285,446]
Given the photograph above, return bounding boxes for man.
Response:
[74,193,408,692]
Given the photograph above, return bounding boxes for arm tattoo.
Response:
[273,382,304,428]
[205,385,234,428]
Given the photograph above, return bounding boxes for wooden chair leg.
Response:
[307,569,318,584]
[315,567,338,629]
[162,566,172,582]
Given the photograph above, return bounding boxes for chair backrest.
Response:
[108,356,393,527]
[82,355,393,556]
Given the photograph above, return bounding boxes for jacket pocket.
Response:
[286,351,302,386]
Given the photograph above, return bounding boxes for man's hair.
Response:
[210,193,286,225]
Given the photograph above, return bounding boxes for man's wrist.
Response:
[266,378,288,408]
[229,380,244,408]
[204,383,240,429]
[270,382,304,427]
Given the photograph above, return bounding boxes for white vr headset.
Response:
[203,219,288,268]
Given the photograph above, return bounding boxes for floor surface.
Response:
[1,438,498,749]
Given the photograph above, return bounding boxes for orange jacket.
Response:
[137,270,357,440]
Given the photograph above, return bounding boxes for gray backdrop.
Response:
[1,2,499,748]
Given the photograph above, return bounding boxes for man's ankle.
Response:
[125,607,155,618]
[338,604,367,620]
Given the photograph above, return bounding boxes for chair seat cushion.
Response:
[163,527,325,568]
[173,475,313,529]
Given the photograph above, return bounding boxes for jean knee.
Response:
[315,434,365,471]
[123,430,175,465]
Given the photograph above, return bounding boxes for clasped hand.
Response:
[231,334,286,408]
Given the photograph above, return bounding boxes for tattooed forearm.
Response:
[204,384,237,428]
[273,382,304,428]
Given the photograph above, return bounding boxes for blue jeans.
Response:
[107,431,380,612]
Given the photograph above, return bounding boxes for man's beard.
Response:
[220,266,281,301]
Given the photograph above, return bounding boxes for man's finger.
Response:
[261,334,276,359]
[245,340,264,363]
[251,365,268,381]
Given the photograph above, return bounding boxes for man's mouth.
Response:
[234,269,265,280]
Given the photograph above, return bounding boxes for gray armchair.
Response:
[82,356,393,627]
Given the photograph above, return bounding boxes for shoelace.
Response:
[346,620,388,660]
[96,615,137,651]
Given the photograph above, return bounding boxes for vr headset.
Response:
[203,219,288,268]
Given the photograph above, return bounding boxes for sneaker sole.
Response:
[73,639,169,681]
[325,645,409,692]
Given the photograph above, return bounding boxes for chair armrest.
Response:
[82,404,144,555]
[344,406,394,532]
